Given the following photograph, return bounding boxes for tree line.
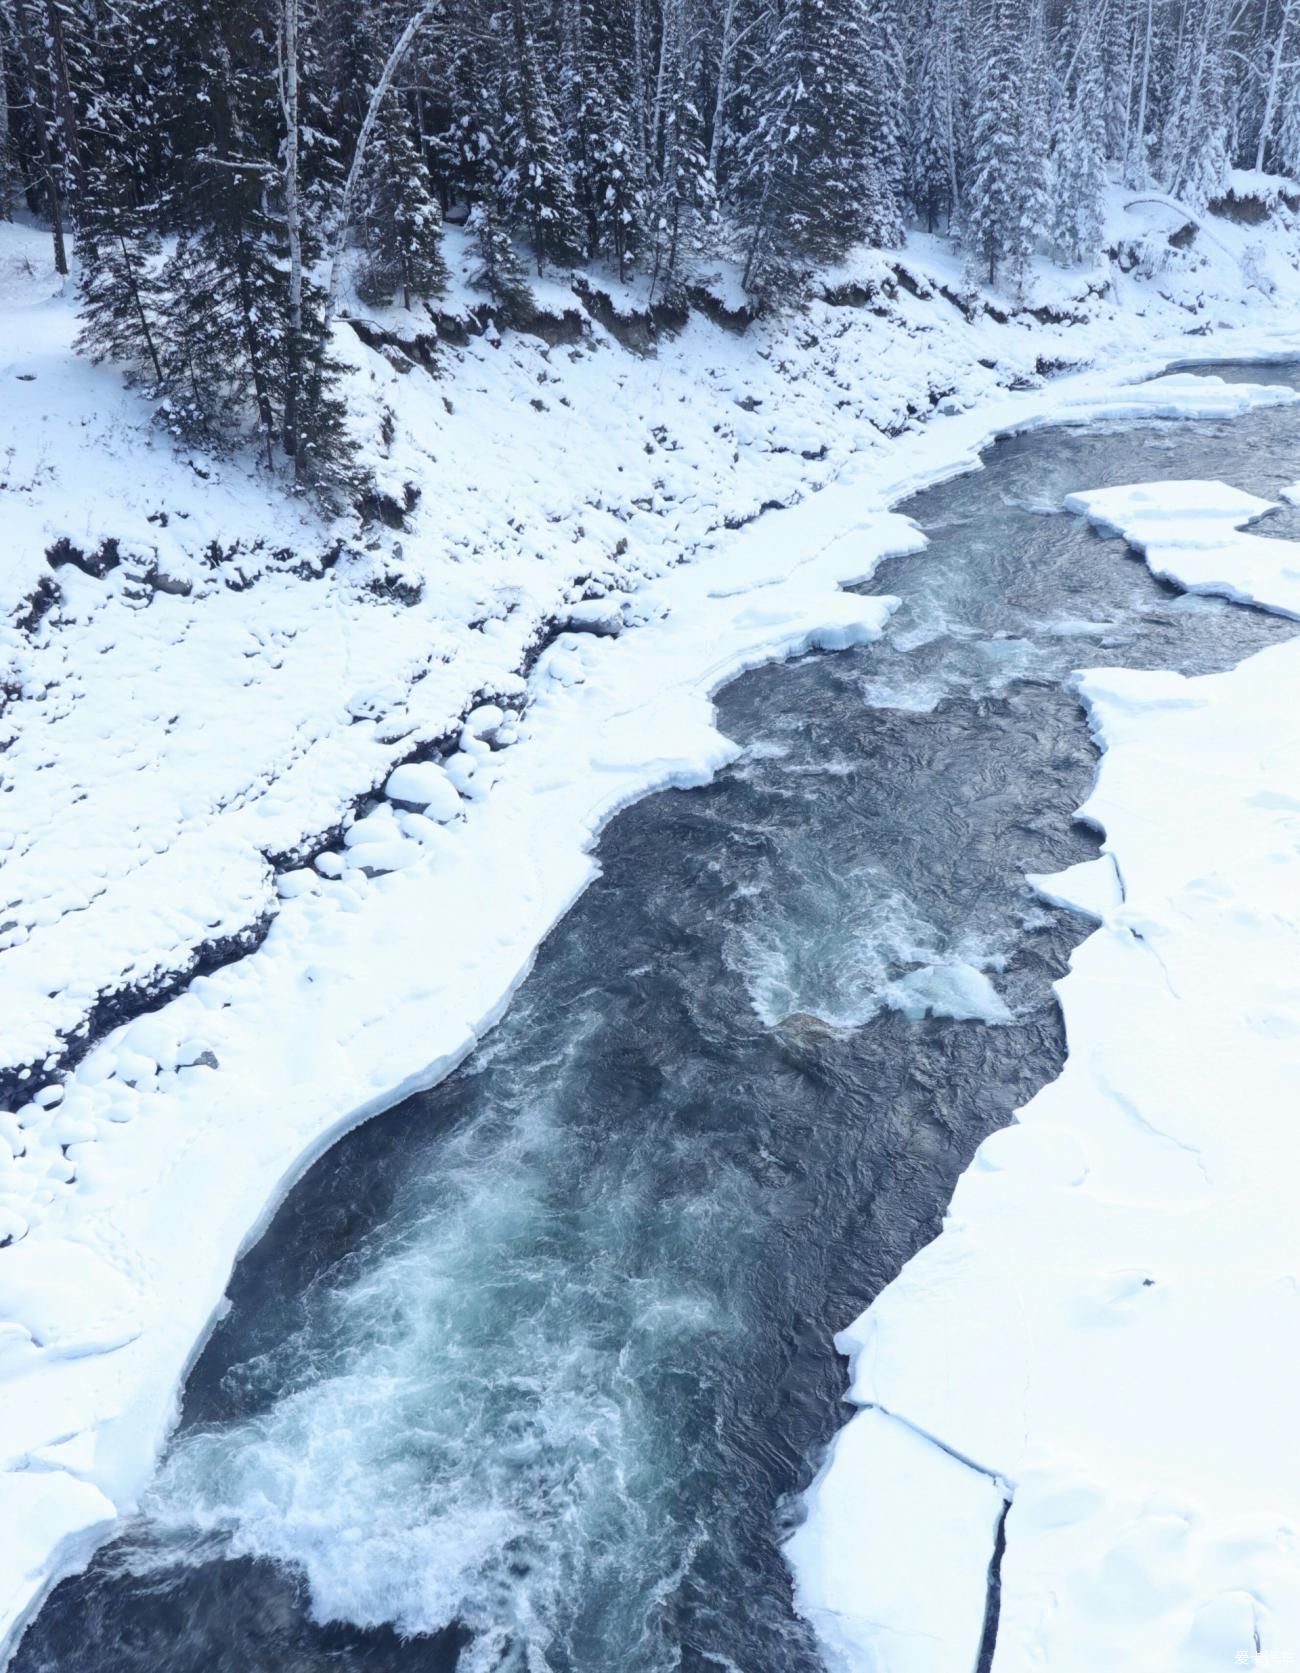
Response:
[0,0,1296,498]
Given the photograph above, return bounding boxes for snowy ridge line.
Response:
[1,364,1297,1668]
[787,480,1300,1671]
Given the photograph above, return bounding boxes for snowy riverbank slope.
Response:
[3,180,1300,1659]
[788,485,1300,1671]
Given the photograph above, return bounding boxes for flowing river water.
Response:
[15,366,1300,1673]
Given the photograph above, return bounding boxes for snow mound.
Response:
[384,761,462,821]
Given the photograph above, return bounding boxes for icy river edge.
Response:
[788,466,1300,1672]
[5,350,1300,1669]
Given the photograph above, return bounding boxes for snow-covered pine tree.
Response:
[467,194,536,318]
[647,0,716,294]
[73,0,179,384]
[1160,0,1232,208]
[965,0,1039,288]
[498,0,584,271]
[1020,0,1053,260]
[356,96,449,307]
[74,180,167,390]
[159,213,286,467]
[704,0,773,195]
[0,11,16,217]
[7,0,76,269]
[907,0,960,231]
[33,0,93,209]
[1274,26,1300,177]
[150,0,356,494]
[737,0,889,296]
[290,0,345,229]
[1118,0,1157,185]
[285,274,361,501]
[436,17,505,210]
[320,0,382,161]
[862,0,907,245]
[1253,0,1300,171]
[1049,6,1107,263]
[563,0,646,276]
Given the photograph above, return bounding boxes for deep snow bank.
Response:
[788,482,1300,1671]
[4,184,1300,1660]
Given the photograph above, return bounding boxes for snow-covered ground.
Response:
[4,179,1300,1662]
[788,481,1300,1671]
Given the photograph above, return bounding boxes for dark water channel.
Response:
[16,368,1300,1673]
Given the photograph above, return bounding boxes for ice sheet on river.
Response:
[790,485,1300,1670]
[1066,477,1300,616]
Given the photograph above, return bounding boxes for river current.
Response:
[15,366,1300,1673]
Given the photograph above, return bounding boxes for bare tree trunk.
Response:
[632,0,649,174]
[1130,0,1155,184]
[708,0,741,181]
[279,0,303,464]
[0,27,12,220]
[651,0,671,163]
[14,0,67,272]
[43,0,82,202]
[1256,0,1297,169]
[325,1,436,321]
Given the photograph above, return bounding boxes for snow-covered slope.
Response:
[4,185,1300,1662]
[788,483,1300,1671]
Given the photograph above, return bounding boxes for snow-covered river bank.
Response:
[11,367,1300,1673]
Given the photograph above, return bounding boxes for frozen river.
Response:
[15,367,1300,1673]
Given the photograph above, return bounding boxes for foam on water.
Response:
[881,961,1014,1025]
[858,675,946,712]
[119,1083,739,1670]
[730,870,941,1029]
[729,867,1018,1032]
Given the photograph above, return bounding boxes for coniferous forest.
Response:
[1,0,1297,495]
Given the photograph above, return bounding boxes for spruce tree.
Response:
[737,0,888,296]
[647,0,716,294]
[467,195,536,319]
[72,0,167,383]
[435,22,504,209]
[965,0,1038,289]
[75,212,166,386]
[1049,15,1107,264]
[356,97,449,308]
[287,278,361,503]
[563,0,647,276]
[908,0,960,232]
[863,0,907,244]
[160,214,287,467]
[497,0,584,271]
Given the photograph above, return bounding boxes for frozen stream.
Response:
[15,368,1300,1673]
